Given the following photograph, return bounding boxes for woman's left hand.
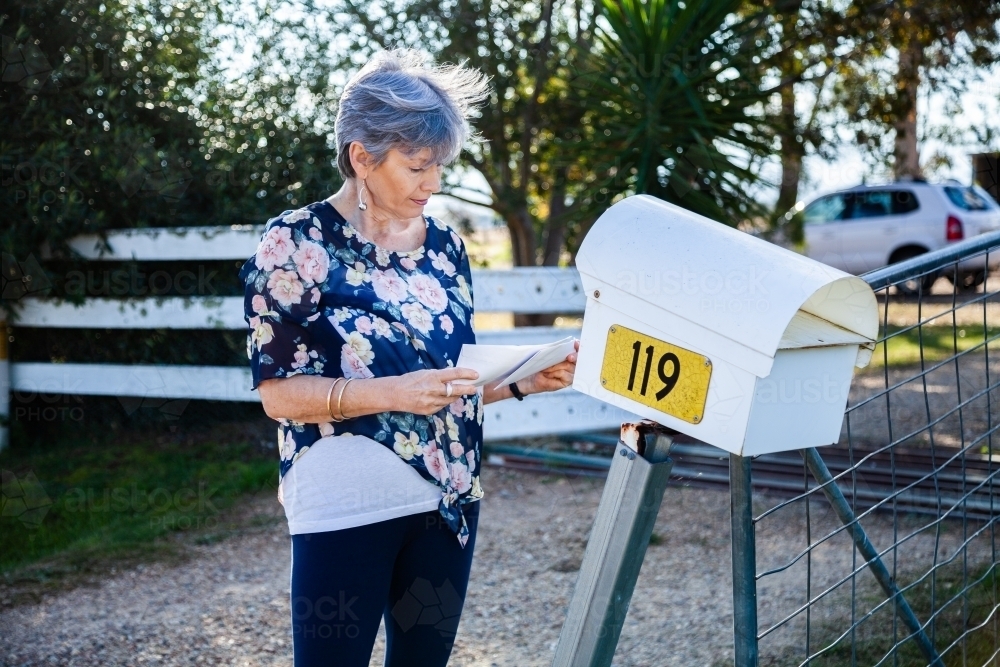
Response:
[521,339,580,395]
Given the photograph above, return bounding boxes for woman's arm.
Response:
[481,339,580,405]
[258,367,481,423]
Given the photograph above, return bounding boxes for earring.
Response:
[358,178,368,211]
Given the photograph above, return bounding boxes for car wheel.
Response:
[948,269,986,292]
[891,248,937,296]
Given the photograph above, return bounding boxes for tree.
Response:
[1,0,342,281]
[332,0,598,273]
[833,0,1000,179]
[746,0,885,242]
[763,0,848,239]
[331,0,782,281]
[2,0,210,265]
[569,0,777,229]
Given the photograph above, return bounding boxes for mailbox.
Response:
[573,195,879,457]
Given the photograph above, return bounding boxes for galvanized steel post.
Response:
[551,421,675,667]
[730,453,758,667]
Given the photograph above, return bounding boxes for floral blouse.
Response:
[239,200,484,547]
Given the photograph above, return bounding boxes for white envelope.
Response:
[454,336,578,390]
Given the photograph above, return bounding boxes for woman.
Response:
[239,49,579,666]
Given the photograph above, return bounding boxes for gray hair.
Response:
[334,49,490,179]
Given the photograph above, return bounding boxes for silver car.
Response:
[800,181,1000,292]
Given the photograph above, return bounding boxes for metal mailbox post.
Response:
[551,420,677,667]
[552,195,881,666]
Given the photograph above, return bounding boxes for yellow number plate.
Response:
[600,324,712,424]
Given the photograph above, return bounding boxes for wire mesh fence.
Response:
[741,234,999,666]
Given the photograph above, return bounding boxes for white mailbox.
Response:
[573,195,879,457]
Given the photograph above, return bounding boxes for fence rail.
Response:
[732,231,999,667]
[0,226,632,450]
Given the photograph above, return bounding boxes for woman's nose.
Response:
[424,166,442,193]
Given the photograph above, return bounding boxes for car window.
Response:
[971,184,999,209]
[889,189,919,214]
[844,191,892,219]
[944,186,990,211]
[803,194,846,224]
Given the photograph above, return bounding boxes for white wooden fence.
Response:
[1,225,637,449]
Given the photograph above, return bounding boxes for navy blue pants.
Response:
[289,499,481,666]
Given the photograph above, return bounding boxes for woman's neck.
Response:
[326,182,426,252]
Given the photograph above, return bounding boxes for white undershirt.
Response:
[277,434,443,535]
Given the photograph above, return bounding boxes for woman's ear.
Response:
[349,142,370,179]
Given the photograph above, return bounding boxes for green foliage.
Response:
[327,0,599,266]
[568,0,777,226]
[758,0,849,239]
[2,0,208,260]
[1,0,342,276]
[737,0,1000,237]
[830,0,1000,174]
[430,0,598,265]
[326,0,779,266]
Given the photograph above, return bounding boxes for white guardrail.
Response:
[1,225,638,449]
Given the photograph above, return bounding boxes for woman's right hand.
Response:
[393,367,481,415]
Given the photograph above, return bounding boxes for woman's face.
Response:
[364,146,443,220]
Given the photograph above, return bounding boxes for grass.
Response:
[869,324,999,368]
[0,416,279,598]
[788,562,999,667]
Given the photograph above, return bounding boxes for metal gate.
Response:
[732,233,999,666]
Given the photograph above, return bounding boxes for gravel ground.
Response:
[878,292,999,328]
[2,464,992,667]
[843,355,998,450]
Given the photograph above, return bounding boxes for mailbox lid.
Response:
[778,310,871,349]
[575,195,877,369]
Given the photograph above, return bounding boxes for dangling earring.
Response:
[357,178,369,211]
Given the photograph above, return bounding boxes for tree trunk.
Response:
[514,171,570,328]
[772,0,805,242]
[775,87,803,214]
[893,38,923,179]
[503,205,553,327]
[542,166,568,267]
[505,206,536,268]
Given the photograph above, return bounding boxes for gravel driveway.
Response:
[3,462,991,667]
